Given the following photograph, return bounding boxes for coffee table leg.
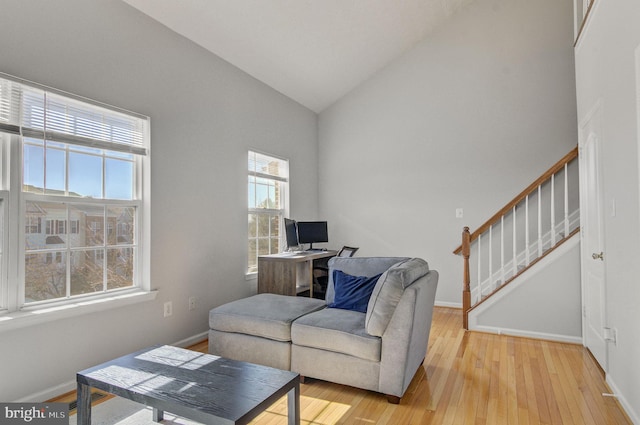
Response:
[152,408,164,422]
[287,381,300,425]
[76,383,92,425]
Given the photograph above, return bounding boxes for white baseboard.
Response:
[471,324,582,344]
[15,331,210,403]
[435,301,462,309]
[15,381,77,403]
[173,331,209,348]
[606,375,640,425]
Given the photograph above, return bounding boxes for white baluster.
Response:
[488,225,493,292]
[564,163,570,236]
[538,185,543,257]
[512,205,517,277]
[551,174,556,246]
[500,215,505,287]
[525,195,530,266]
[477,234,482,301]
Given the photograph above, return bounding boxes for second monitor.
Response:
[296,221,328,251]
[284,218,299,250]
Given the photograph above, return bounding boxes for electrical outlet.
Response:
[164,301,173,317]
[456,208,464,218]
[188,297,196,311]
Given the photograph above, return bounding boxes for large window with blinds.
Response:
[0,73,150,311]
[247,150,289,274]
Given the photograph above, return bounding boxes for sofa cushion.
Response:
[325,257,410,304]
[365,258,430,336]
[328,270,382,313]
[291,308,381,362]
[208,329,291,371]
[209,293,326,342]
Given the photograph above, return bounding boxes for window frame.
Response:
[0,193,7,312]
[0,73,154,328]
[247,150,289,275]
[21,195,142,306]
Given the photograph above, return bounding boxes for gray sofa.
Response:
[208,256,439,403]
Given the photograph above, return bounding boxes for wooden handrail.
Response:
[453,146,578,255]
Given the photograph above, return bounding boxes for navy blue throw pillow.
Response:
[329,270,382,313]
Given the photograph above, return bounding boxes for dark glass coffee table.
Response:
[76,345,300,425]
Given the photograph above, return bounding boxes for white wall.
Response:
[574,0,640,420]
[318,0,578,305]
[0,0,317,401]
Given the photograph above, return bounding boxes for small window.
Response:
[25,216,41,234]
[247,151,289,274]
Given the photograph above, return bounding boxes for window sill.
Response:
[0,289,158,334]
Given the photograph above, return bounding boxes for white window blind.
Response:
[0,73,148,155]
[0,78,21,134]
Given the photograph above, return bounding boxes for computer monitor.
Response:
[284,218,299,250]
[296,221,328,250]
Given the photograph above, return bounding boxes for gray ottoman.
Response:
[208,293,326,370]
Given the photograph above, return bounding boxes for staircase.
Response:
[454,147,579,330]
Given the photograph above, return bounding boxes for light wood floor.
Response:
[192,307,632,424]
[57,307,632,424]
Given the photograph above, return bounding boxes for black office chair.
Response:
[312,246,359,299]
[336,246,359,258]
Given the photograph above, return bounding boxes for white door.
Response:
[579,102,607,371]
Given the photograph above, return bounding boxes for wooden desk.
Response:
[258,250,337,298]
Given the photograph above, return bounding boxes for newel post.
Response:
[462,226,471,330]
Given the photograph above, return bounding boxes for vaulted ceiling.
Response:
[122,0,474,112]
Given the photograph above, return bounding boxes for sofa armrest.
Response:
[378,270,439,398]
